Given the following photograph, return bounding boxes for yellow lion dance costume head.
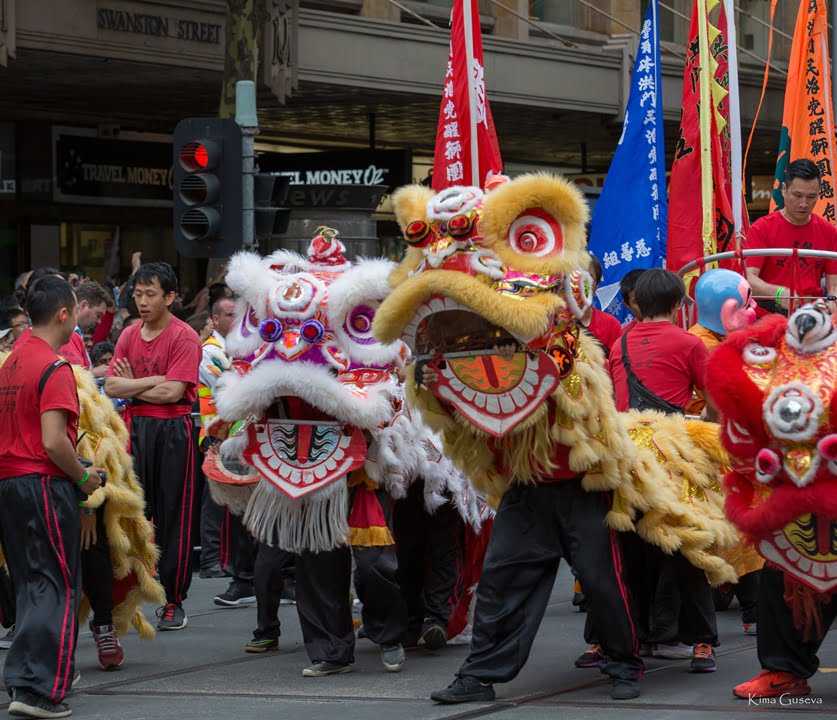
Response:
[374,175,738,584]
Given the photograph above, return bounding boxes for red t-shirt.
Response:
[109,315,201,406]
[584,309,622,358]
[19,328,91,369]
[745,211,837,297]
[0,335,79,479]
[608,321,708,412]
[92,310,115,346]
[60,331,91,369]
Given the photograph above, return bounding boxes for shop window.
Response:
[530,0,577,25]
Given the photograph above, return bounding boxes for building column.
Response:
[361,0,400,22]
[582,0,641,35]
[492,0,528,41]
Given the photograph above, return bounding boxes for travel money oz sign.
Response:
[258,149,412,193]
[54,131,173,207]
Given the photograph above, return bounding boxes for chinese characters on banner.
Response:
[666,0,735,279]
[588,0,666,319]
[431,0,502,191]
[770,0,837,223]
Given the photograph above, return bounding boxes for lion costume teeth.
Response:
[211,230,486,553]
[374,173,738,585]
[708,303,837,596]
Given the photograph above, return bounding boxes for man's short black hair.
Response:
[785,159,821,185]
[25,275,77,326]
[91,341,115,365]
[634,269,685,318]
[25,267,63,302]
[588,255,603,286]
[211,295,235,317]
[620,268,646,298]
[134,262,178,295]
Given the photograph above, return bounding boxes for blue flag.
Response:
[588,0,667,322]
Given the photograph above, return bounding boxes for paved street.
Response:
[3,565,836,719]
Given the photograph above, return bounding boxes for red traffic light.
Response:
[180,140,219,172]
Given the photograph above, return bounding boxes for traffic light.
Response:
[254,173,291,240]
[173,118,243,258]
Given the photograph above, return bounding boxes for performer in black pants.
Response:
[432,479,643,703]
[394,479,461,649]
[105,263,201,632]
[295,488,408,676]
[244,543,296,653]
[81,505,125,670]
[0,275,103,718]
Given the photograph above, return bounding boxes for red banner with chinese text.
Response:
[770,0,837,222]
[667,1,735,276]
[431,0,503,191]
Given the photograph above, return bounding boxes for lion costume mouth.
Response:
[760,513,837,593]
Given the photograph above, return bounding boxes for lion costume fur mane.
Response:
[374,175,737,585]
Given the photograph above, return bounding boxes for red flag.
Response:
[432,0,502,191]
[667,1,735,278]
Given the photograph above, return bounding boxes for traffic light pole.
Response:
[236,81,259,251]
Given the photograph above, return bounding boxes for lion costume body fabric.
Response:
[372,174,737,585]
[211,230,485,551]
[0,353,164,639]
[707,303,837,638]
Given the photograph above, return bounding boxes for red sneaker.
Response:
[91,623,125,671]
[733,670,810,700]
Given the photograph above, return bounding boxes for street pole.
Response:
[235,80,258,252]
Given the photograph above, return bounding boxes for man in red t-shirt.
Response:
[607,269,718,673]
[105,263,201,631]
[0,276,102,718]
[581,256,623,358]
[745,159,837,313]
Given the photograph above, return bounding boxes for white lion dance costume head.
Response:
[211,228,480,552]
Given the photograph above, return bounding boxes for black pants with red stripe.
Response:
[0,475,81,703]
[458,479,643,684]
[131,415,197,604]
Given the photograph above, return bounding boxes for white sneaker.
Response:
[743,622,757,636]
[654,643,694,659]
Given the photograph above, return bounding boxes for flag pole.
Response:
[462,0,480,187]
[697,0,714,256]
[723,0,744,239]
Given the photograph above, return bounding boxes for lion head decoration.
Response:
[211,229,483,552]
[708,302,837,599]
[373,175,632,498]
[374,175,738,585]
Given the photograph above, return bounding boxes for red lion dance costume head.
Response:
[708,301,837,630]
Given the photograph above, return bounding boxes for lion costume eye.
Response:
[508,209,563,257]
[344,305,377,346]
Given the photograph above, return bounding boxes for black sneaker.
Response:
[9,688,72,718]
[419,620,447,650]
[690,643,717,673]
[302,661,353,677]
[156,603,188,631]
[574,644,607,668]
[244,636,279,654]
[611,678,641,700]
[214,581,256,607]
[430,676,495,704]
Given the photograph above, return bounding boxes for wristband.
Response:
[775,287,785,304]
[78,470,89,489]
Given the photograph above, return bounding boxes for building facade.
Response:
[0,0,793,292]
